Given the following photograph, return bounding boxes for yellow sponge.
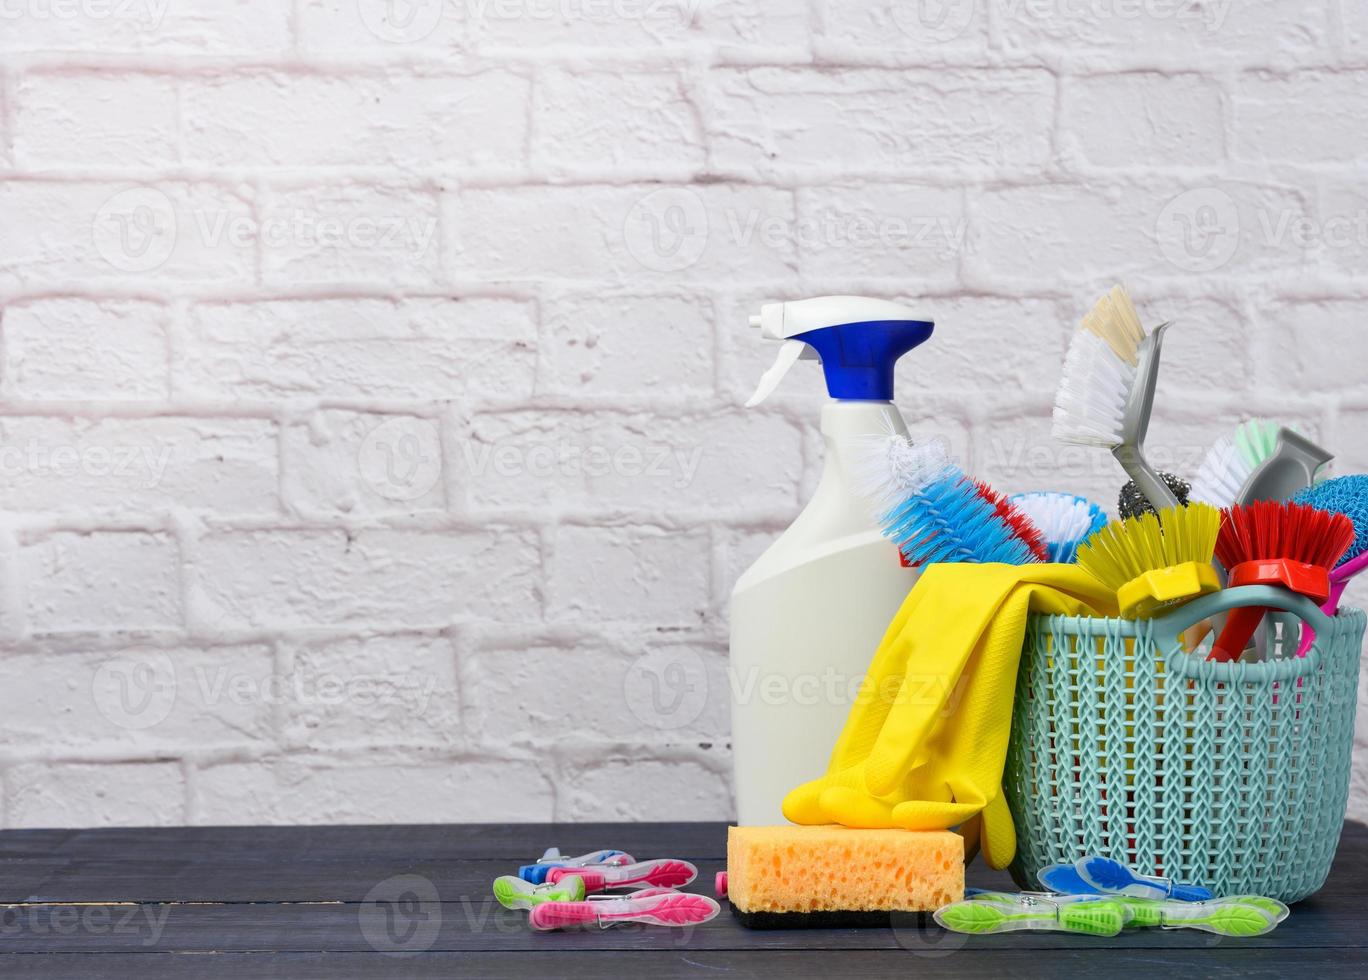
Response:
[727,825,963,927]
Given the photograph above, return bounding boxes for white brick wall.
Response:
[0,1,1367,829]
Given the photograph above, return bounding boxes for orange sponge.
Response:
[727,825,963,928]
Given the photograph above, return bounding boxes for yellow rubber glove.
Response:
[782,563,1117,868]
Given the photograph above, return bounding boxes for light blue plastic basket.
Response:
[1005,585,1365,903]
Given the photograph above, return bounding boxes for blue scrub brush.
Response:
[1007,492,1108,562]
[855,435,1045,565]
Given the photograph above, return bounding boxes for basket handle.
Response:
[1149,584,1333,652]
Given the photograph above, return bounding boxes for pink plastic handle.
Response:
[529,901,600,930]
[547,859,696,893]
[552,867,605,890]
[1331,550,1368,587]
[615,892,718,926]
[1298,551,1368,656]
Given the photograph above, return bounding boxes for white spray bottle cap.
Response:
[745,296,934,407]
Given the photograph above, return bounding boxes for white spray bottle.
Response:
[730,296,934,826]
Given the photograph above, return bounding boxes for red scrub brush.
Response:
[1208,500,1355,663]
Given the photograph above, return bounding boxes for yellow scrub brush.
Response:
[1076,504,1222,618]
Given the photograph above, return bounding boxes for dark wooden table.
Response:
[0,820,1364,977]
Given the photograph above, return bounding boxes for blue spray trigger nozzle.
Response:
[744,297,934,406]
[793,319,934,401]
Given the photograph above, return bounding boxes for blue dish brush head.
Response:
[883,471,1042,565]
[1294,475,1368,566]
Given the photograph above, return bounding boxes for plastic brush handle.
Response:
[1113,444,1179,512]
[1330,549,1368,588]
[1209,607,1263,663]
[1115,323,1180,513]
[1209,560,1331,663]
[1296,551,1368,656]
[1237,429,1333,505]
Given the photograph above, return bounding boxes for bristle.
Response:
[852,431,952,516]
[1053,286,1152,449]
[1236,419,1282,470]
[1110,285,1146,348]
[1007,492,1109,563]
[1076,504,1221,591]
[882,472,1040,566]
[1079,284,1145,366]
[1216,501,1355,572]
[1052,331,1135,448]
[854,431,1040,565]
[975,482,1050,562]
[1190,435,1252,509]
[1293,476,1368,567]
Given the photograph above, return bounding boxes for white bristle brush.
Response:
[853,427,955,511]
[1189,419,1295,509]
[1007,492,1109,563]
[1052,285,1144,449]
[1051,285,1178,513]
